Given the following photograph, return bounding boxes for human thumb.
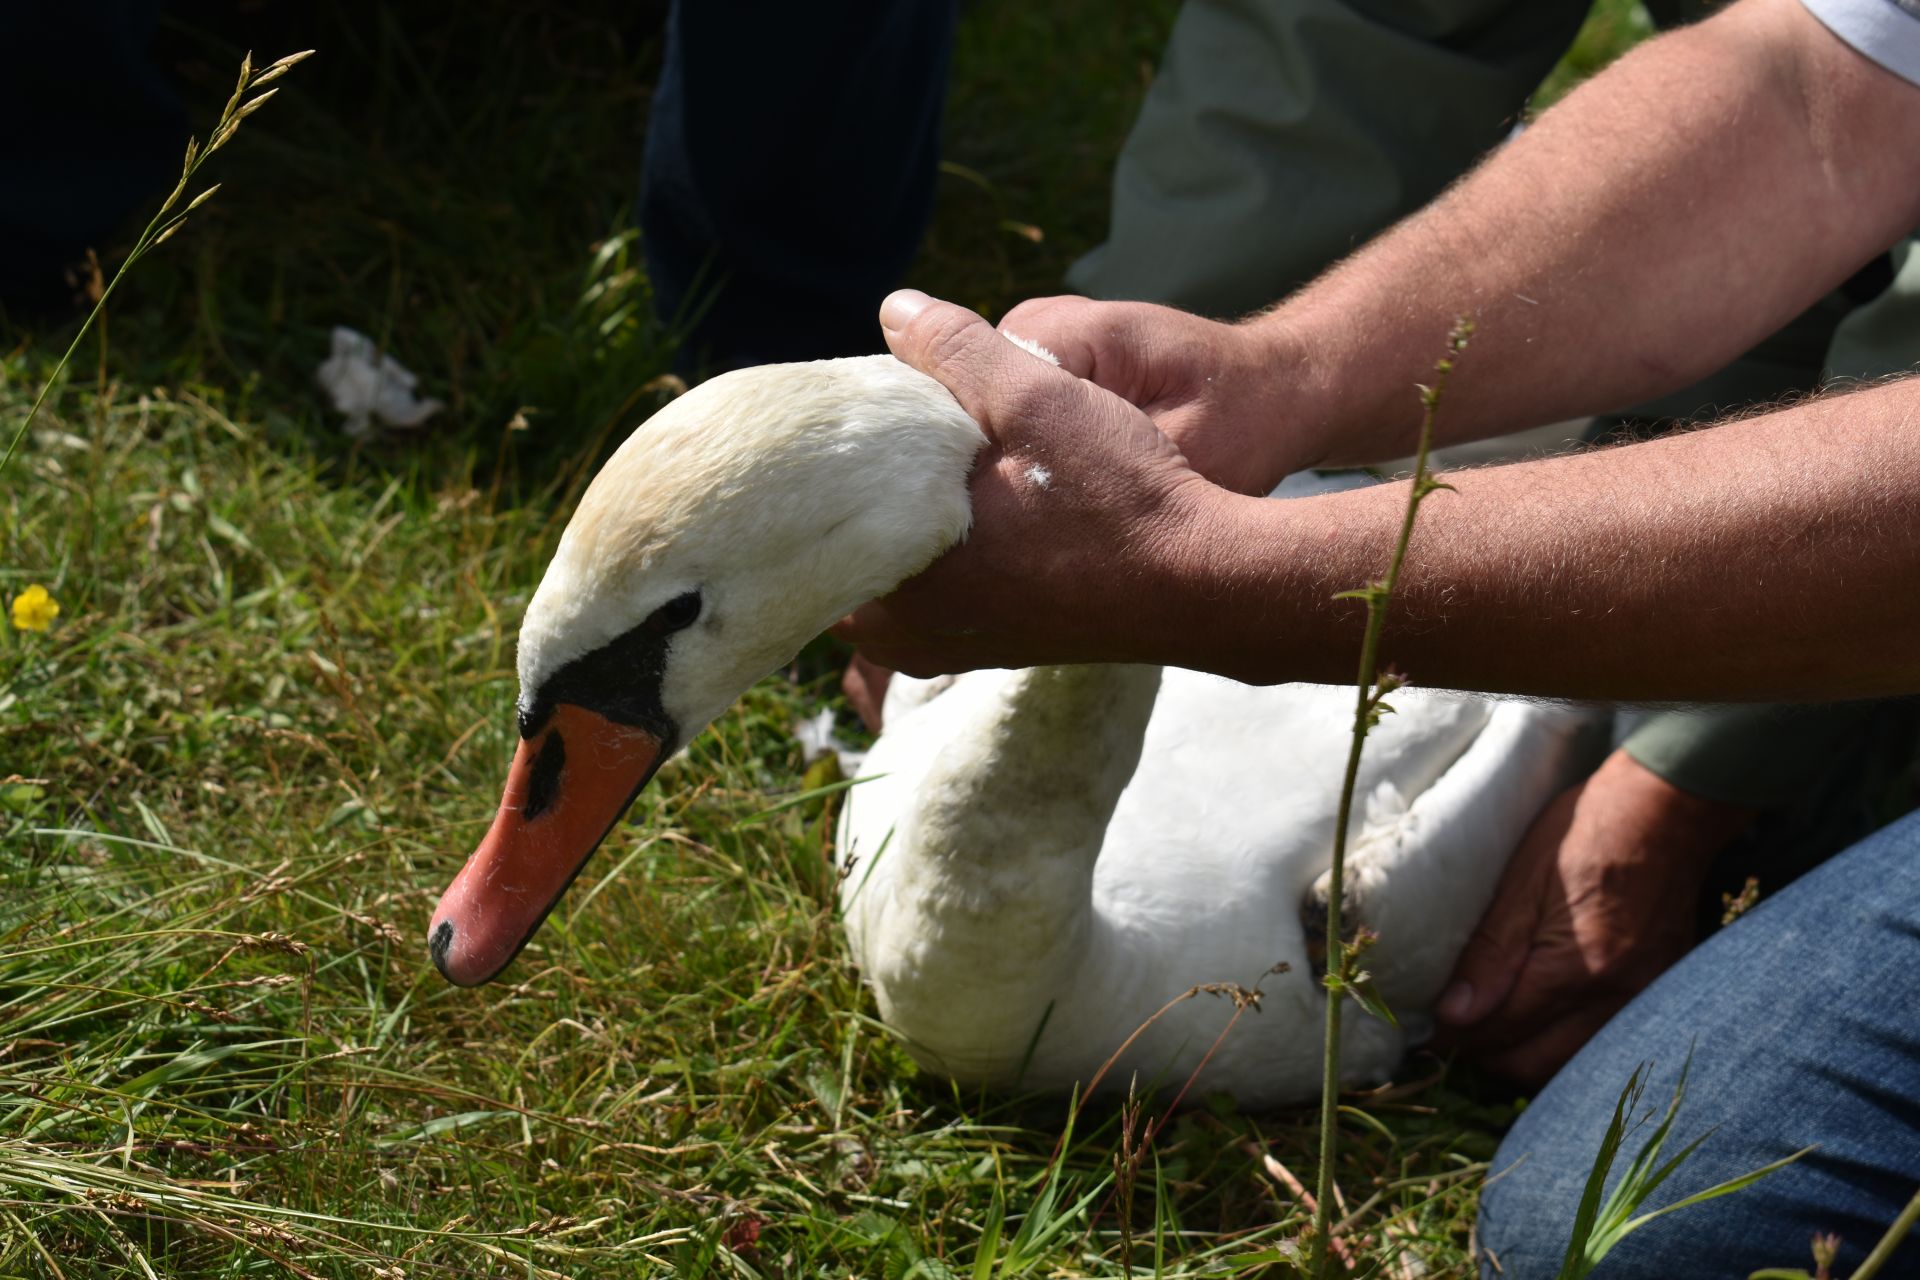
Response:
[1439,782,1578,1029]
[1436,876,1538,1028]
[1439,941,1521,1029]
[879,289,1055,438]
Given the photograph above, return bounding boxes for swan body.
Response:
[841,665,1591,1106]
[430,351,1596,1107]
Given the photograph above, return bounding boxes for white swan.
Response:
[427,353,1596,1106]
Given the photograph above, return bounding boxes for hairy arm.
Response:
[1015,0,1920,491]
[1289,0,1920,458]
[1166,375,1920,698]
[850,295,1920,704]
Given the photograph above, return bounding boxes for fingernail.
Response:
[880,288,934,332]
[1437,981,1474,1023]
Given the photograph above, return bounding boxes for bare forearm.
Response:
[1163,377,1920,700]
[1249,0,1920,469]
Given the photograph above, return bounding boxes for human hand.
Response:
[995,296,1315,496]
[1435,748,1757,1087]
[833,289,1222,677]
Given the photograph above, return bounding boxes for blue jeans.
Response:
[1478,810,1920,1276]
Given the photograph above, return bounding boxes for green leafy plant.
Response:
[1554,1055,1810,1278]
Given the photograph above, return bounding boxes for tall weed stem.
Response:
[1310,319,1473,1275]
[0,49,312,481]
[1852,1184,1920,1280]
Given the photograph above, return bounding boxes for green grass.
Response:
[2,2,1652,1275]
[1,374,1512,1276]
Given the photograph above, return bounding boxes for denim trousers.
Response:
[1478,809,1920,1276]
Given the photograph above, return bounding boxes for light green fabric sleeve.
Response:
[1066,0,1591,316]
[1827,238,1920,381]
[1620,704,1886,809]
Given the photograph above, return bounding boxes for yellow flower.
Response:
[10,584,60,632]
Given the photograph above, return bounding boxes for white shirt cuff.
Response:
[1800,0,1920,87]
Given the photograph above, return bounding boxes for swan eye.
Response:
[651,590,702,632]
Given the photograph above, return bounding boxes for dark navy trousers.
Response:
[639,0,959,372]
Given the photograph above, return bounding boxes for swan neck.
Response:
[844,664,1162,1083]
[913,663,1162,868]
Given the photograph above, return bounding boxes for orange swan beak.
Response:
[429,703,663,986]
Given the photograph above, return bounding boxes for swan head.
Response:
[429,355,983,985]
